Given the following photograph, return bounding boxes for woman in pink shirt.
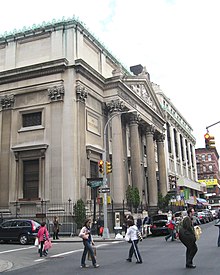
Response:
[37,222,49,257]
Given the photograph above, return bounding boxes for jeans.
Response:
[81,240,96,266]
[165,229,175,241]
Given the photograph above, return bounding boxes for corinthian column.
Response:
[106,100,126,206]
[76,83,88,201]
[146,125,158,215]
[156,133,167,197]
[129,114,143,194]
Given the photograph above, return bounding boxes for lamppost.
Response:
[102,109,136,239]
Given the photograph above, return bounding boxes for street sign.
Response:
[99,187,110,193]
[87,178,103,188]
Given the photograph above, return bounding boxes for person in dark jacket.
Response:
[179,207,198,269]
[216,209,220,246]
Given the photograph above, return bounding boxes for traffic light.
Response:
[106,161,112,174]
[204,133,215,149]
[98,160,104,174]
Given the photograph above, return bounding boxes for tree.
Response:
[132,187,140,213]
[126,186,140,212]
[126,185,133,211]
[74,199,86,229]
[158,192,170,212]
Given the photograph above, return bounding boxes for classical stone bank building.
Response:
[0,18,170,217]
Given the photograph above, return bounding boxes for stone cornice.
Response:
[74,59,105,90]
[0,58,68,85]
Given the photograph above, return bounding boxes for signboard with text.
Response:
[87,178,103,188]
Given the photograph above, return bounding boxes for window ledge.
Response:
[18,125,44,132]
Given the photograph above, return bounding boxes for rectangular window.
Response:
[208,154,212,161]
[23,159,39,199]
[22,112,42,127]
[202,155,206,161]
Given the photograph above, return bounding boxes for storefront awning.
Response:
[177,177,201,191]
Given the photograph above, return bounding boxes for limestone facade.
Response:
[153,83,203,209]
[0,19,167,215]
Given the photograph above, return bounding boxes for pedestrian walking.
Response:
[52,216,60,240]
[79,218,99,268]
[165,215,176,241]
[215,209,220,246]
[179,207,198,269]
[136,215,143,232]
[37,221,50,257]
[124,219,142,264]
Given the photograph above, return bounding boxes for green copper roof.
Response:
[0,16,129,75]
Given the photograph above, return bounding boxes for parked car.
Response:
[150,214,169,236]
[203,209,214,222]
[197,211,209,224]
[0,219,40,244]
[193,212,201,225]
[211,209,218,219]
[174,211,187,222]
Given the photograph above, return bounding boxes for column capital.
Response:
[106,99,125,113]
[76,82,88,102]
[129,113,141,125]
[146,124,155,135]
[1,94,15,110]
[48,85,65,102]
[156,132,165,142]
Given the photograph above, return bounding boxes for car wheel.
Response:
[19,234,28,245]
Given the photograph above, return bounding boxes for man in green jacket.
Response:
[179,207,198,269]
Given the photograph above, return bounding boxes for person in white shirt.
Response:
[124,219,142,264]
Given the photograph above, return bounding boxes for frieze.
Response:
[48,85,65,102]
[129,84,157,111]
[76,83,88,102]
[118,90,136,108]
[0,94,15,110]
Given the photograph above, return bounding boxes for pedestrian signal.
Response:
[98,160,104,174]
[204,133,215,149]
[106,161,112,174]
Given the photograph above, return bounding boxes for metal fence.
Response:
[0,200,128,234]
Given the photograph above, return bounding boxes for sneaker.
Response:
[80,265,89,268]
[136,261,142,264]
[93,264,100,268]
[126,258,132,262]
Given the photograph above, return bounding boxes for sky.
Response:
[1,0,220,152]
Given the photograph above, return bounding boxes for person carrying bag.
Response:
[37,222,50,257]
[79,218,99,268]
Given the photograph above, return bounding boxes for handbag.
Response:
[44,239,52,250]
[87,246,96,261]
[215,219,220,226]
[136,230,143,242]
[194,225,202,240]
[34,238,39,246]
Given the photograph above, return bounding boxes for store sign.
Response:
[198,179,218,186]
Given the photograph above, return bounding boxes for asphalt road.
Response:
[1,221,220,275]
